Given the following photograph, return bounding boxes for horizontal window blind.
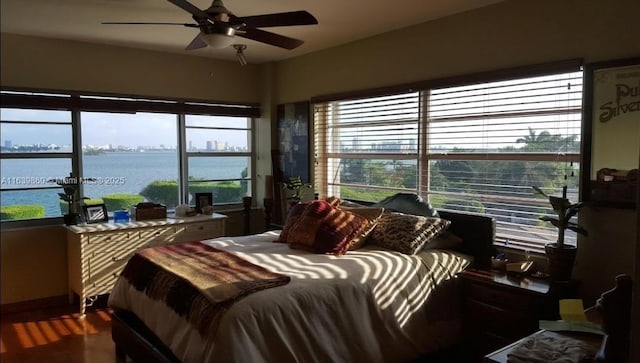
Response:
[314,63,584,253]
[314,93,420,201]
[425,71,583,252]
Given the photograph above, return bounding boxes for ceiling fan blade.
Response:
[102,22,199,28]
[185,34,207,50]
[237,11,318,28]
[167,0,209,19]
[237,28,304,50]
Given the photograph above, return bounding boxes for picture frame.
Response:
[82,203,109,224]
[195,192,213,213]
[276,101,310,183]
[273,101,311,224]
[581,57,640,208]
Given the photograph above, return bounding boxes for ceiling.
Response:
[1,0,503,64]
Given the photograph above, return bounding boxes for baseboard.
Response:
[0,295,69,315]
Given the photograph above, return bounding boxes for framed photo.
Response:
[82,203,109,224]
[195,192,213,213]
[581,57,640,207]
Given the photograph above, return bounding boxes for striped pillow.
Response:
[279,200,373,255]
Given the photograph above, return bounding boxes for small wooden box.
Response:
[135,203,167,221]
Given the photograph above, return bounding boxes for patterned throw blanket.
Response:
[120,241,291,338]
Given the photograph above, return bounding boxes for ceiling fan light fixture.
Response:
[200,32,234,49]
[234,44,248,66]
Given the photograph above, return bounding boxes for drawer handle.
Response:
[105,236,112,241]
[154,231,161,236]
[112,273,120,279]
[112,256,123,262]
[198,226,204,230]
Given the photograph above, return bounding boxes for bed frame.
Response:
[111,208,495,363]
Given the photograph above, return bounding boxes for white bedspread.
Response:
[108,231,472,363]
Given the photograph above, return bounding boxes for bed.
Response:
[109,197,495,363]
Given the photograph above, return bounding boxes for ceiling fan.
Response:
[103,0,318,51]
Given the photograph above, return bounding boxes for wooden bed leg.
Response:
[115,344,127,363]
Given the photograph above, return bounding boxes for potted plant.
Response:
[50,173,94,225]
[284,176,312,204]
[533,186,588,281]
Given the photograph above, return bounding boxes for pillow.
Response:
[339,199,366,208]
[279,200,374,255]
[370,212,451,255]
[423,231,464,250]
[372,193,439,218]
[276,201,310,243]
[340,207,384,250]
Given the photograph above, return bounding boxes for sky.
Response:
[0,110,249,149]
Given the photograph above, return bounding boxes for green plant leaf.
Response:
[567,222,588,236]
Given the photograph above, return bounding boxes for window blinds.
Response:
[313,63,583,252]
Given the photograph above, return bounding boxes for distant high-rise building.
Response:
[206,141,213,151]
[213,140,225,151]
[189,141,193,150]
[4,140,12,148]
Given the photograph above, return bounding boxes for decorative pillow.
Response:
[276,201,310,243]
[340,207,384,250]
[370,212,451,255]
[372,193,439,218]
[423,231,464,250]
[280,200,374,255]
[339,199,366,208]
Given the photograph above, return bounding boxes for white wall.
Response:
[1,33,261,103]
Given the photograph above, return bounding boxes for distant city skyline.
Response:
[0,109,249,150]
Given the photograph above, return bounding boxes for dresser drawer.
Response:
[85,230,142,252]
[86,250,132,288]
[139,226,184,247]
[467,283,535,312]
[180,221,224,242]
[466,299,539,339]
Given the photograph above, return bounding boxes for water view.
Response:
[1,152,248,217]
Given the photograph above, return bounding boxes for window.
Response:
[185,115,252,205]
[1,106,73,220]
[80,111,179,210]
[0,90,258,224]
[314,62,584,252]
[314,93,420,202]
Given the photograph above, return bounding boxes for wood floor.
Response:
[1,303,473,363]
[1,305,115,363]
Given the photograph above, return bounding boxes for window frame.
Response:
[0,89,259,227]
[312,60,587,253]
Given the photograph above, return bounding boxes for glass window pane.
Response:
[1,189,63,220]
[188,156,250,204]
[0,123,73,153]
[1,158,72,190]
[186,115,250,129]
[81,112,179,210]
[186,129,250,152]
[0,108,71,123]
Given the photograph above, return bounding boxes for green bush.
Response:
[140,180,179,208]
[442,199,485,213]
[0,205,46,220]
[101,194,144,212]
[189,181,243,204]
[59,198,104,214]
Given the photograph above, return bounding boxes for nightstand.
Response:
[459,269,568,358]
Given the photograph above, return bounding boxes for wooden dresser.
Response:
[66,213,227,315]
[459,269,560,358]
